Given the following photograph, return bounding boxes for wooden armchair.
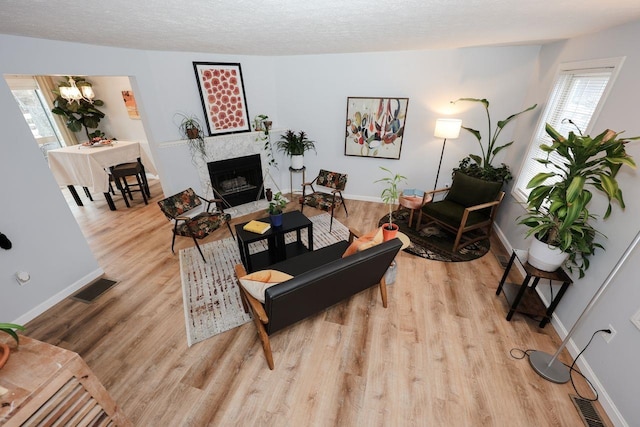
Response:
[300,169,348,232]
[157,188,234,261]
[415,172,504,252]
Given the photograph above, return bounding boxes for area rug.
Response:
[378,209,490,262]
[179,213,350,346]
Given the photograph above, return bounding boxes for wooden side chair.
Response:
[299,169,348,232]
[415,172,504,252]
[157,188,234,261]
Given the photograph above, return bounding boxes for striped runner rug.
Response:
[179,213,350,347]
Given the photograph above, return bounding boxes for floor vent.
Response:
[570,395,605,427]
[71,278,118,303]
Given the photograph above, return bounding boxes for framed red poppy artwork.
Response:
[193,62,251,136]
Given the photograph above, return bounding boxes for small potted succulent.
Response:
[375,166,407,241]
[1,323,25,369]
[266,192,287,227]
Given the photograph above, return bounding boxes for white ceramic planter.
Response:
[527,237,569,272]
[290,155,304,170]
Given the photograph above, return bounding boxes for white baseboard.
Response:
[13,268,104,325]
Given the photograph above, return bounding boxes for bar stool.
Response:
[110,161,148,207]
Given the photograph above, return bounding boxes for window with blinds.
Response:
[513,58,625,202]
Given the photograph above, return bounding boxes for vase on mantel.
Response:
[266,188,273,201]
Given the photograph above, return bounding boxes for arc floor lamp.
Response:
[529,229,640,383]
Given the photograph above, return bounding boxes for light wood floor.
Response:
[24,179,610,426]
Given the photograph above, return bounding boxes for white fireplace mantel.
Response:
[159,130,285,217]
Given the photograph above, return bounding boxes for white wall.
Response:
[273,47,540,199]
[498,20,640,426]
[89,76,148,143]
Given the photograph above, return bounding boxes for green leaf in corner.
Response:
[0,323,25,345]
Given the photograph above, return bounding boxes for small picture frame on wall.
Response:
[121,90,140,119]
[193,62,251,136]
[344,97,409,160]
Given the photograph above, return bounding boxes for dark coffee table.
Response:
[235,210,314,272]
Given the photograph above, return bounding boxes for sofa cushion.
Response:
[445,172,502,208]
[239,270,293,303]
[342,227,382,257]
[421,200,491,227]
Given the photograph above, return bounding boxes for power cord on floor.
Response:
[510,329,610,401]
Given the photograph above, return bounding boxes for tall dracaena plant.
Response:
[519,123,638,277]
[452,98,537,168]
[376,166,407,229]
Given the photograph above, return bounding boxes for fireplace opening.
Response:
[208,154,264,207]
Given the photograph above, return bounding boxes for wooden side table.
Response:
[0,335,130,425]
[398,189,432,228]
[496,251,572,327]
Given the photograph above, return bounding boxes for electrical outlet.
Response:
[15,271,30,285]
[603,324,616,343]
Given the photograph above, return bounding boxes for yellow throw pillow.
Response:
[239,270,294,303]
[342,227,383,258]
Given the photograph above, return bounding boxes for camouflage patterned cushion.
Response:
[175,212,232,238]
[301,192,343,211]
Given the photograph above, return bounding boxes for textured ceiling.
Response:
[2,0,640,55]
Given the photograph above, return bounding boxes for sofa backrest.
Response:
[264,238,402,334]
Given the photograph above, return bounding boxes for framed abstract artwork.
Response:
[344,97,409,159]
[121,90,140,119]
[193,62,251,136]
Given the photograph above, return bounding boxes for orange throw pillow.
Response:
[342,227,383,258]
[239,270,294,303]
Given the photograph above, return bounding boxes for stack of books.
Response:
[243,220,271,234]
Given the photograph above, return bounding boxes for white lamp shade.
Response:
[81,85,95,100]
[60,85,82,101]
[434,118,462,139]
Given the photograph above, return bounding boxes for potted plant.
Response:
[176,113,207,163]
[452,98,537,184]
[51,76,106,141]
[376,166,407,241]
[275,130,316,170]
[518,123,638,277]
[266,192,287,227]
[0,323,25,369]
[254,114,277,168]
